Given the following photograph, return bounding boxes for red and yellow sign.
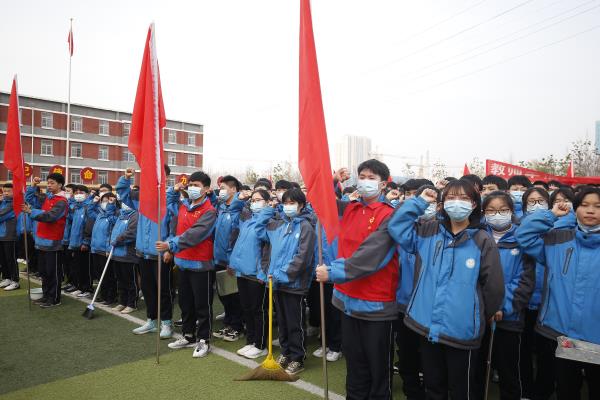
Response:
[23,163,33,178]
[177,174,189,186]
[49,165,65,176]
[81,167,96,182]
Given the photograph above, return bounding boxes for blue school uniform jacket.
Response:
[89,204,118,255]
[0,198,16,241]
[64,199,92,250]
[213,194,245,266]
[110,208,139,263]
[229,207,267,281]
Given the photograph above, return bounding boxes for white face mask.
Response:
[74,193,86,202]
[276,192,284,202]
[218,190,230,201]
[283,204,298,218]
[187,186,203,201]
[100,202,108,210]
[250,201,265,213]
[64,193,72,200]
[357,179,381,199]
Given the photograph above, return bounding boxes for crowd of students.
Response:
[0,159,599,400]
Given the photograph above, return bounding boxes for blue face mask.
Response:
[283,204,298,218]
[577,220,600,233]
[187,186,203,201]
[357,179,381,199]
[250,201,265,214]
[526,203,547,214]
[218,190,230,201]
[390,199,400,208]
[510,191,524,204]
[444,200,473,222]
[422,203,437,219]
[486,213,512,230]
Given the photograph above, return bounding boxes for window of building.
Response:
[71,142,82,158]
[98,145,109,161]
[187,154,195,167]
[98,171,108,185]
[99,120,109,136]
[41,112,53,129]
[167,129,176,144]
[187,133,195,146]
[19,109,22,126]
[41,139,53,156]
[71,116,82,132]
[40,167,49,181]
[7,170,13,180]
[122,149,136,162]
[123,123,130,137]
[167,175,175,187]
[168,152,176,166]
[70,169,81,184]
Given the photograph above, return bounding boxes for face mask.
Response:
[357,179,381,199]
[276,192,284,202]
[526,203,547,214]
[548,190,555,197]
[283,204,298,218]
[100,202,109,210]
[577,220,600,233]
[250,201,265,213]
[390,199,400,208]
[444,200,473,221]
[218,190,230,201]
[121,202,131,211]
[187,186,203,201]
[423,203,437,218]
[510,191,524,204]
[74,193,86,202]
[486,213,512,230]
[64,193,72,200]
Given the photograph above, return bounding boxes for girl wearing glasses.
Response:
[482,191,535,400]
[388,179,504,399]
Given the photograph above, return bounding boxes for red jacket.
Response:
[36,195,68,241]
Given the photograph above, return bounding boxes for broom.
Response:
[82,247,114,319]
[235,276,297,381]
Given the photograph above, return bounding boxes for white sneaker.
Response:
[4,281,20,291]
[326,350,342,362]
[306,325,319,337]
[236,344,254,356]
[192,339,210,358]
[121,307,136,314]
[112,304,126,312]
[71,290,82,296]
[243,346,267,359]
[168,336,196,349]
[77,291,92,298]
[215,312,225,321]
[0,279,11,288]
[272,338,280,347]
[312,347,328,358]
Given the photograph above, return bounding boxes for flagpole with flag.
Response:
[463,163,471,176]
[299,1,340,398]
[128,23,167,364]
[4,76,31,309]
[66,18,74,181]
[566,160,575,178]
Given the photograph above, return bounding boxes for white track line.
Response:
[21,272,344,400]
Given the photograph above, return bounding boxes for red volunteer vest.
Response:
[36,195,68,241]
[175,201,214,261]
[335,201,399,302]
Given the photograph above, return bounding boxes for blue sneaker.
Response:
[160,320,173,339]
[132,319,157,335]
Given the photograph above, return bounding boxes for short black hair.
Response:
[444,177,457,182]
[482,175,508,190]
[254,178,272,190]
[417,178,434,187]
[221,175,241,191]
[252,189,271,202]
[402,179,421,193]
[386,181,399,190]
[532,180,549,190]
[241,185,251,191]
[507,175,532,189]
[550,187,575,207]
[290,182,301,190]
[573,186,600,211]
[164,164,171,177]
[65,183,77,191]
[189,171,211,187]
[460,174,483,191]
[440,179,481,224]
[100,192,117,202]
[275,180,293,190]
[2,183,13,188]
[547,180,562,188]
[522,187,549,210]
[482,190,514,212]
[47,173,65,187]
[75,184,90,194]
[343,186,357,195]
[357,159,390,182]
[99,183,113,192]
[281,188,306,207]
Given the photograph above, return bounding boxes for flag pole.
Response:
[65,18,73,181]
[317,221,329,400]
[156,180,162,365]
[24,213,31,311]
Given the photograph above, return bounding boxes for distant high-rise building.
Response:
[334,135,372,176]
[596,120,600,154]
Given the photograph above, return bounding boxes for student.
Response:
[254,179,272,192]
[315,159,399,399]
[402,178,421,199]
[461,174,483,193]
[481,191,535,399]
[516,186,600,400]
[61,183,77,292]
[65,185,94,298]
[481,175,508,199]
[274,180,293,204]
[117,167,174,339]
[23,174,69,307]
[547,180,561,193]
[387,179,505,400]
[110,195,139,314]
[508,175,532,219]
[229,189,270,359]
[550,188,576,229]
[157,171,217,358]
[256,188,316,375]
[212,175,245,342]
[533,181,549,191]
[0,184,19,291]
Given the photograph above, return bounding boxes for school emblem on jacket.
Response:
[465,258,476,269]
[295,232,300,239]
[511,248,520,256]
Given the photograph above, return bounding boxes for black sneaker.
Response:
[285,361,304,375]
[212,327,231,339]
[276,354,290,369]
[65,285,78,293]
[39,301,61,308]
[33,297,48,305]
[223,329,243,342]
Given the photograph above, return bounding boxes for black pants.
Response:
[342,313,394,400]
[62,248,74,285]
[114,261,138,308]
[555,353,600,400]
[306,281,342,352]
[419,337,478,400]
[93,253,116,303]
[237,277,268,349]
[178,269,214,342]
[72,249,92,292]
[139,258,173,321]
[274,290,306,362]
[493,329,523,400]
[394,314,425,400]
[38,250,62,304]
[0,241,19,282]
[215,265,243,331]
[17,233,37,274]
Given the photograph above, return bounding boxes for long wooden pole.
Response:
[317,222,328,399]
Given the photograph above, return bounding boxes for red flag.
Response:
[67,27,74,56]
[128,24,166,223]
[566,160,574,178]
[4,76,26,216]
[298,0,339,243]
[463,163,471,176]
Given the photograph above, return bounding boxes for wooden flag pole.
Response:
[156,182,162,365]
[317,221,329,399]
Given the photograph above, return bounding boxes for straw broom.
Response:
[236,276,297,382]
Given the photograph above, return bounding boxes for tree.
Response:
[467,157,485,178]
[244,167,259,186]
[401,163,415,178]
[569,139,600,176]
[430,160,448,183]
[518,154,568,176]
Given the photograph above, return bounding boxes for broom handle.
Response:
[484,320,496,400]
[89,247,114,306]
[268,275,273,358]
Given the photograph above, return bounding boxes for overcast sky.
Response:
[1,0,599,177]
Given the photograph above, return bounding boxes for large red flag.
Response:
[67,26,74,56]
[4,76,26,217]
[566,160,574,178]
[298,0,339,243]
[128,24,166,223]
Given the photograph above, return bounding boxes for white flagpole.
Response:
[65,18,73,181]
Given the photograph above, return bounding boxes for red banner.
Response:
[486,159,600,185]
[23,163,32,178]
[49,165,65,176]
[80,167,95,182]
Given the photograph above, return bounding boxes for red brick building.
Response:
[0,92,203,186]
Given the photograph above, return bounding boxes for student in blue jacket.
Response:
[481,191,535,400]
[0,183,19,291]
[550,187,576,230]
[516,186,600,400]
[255,188,316,375]
[229,189,270,360]
[66,185,94,298]
[508,175,533,220]
[388,179,505,400]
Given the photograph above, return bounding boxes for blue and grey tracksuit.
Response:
[110,208,139,264]
[213,194,245,266]
[229,207,267,281]
[88,204,118,255]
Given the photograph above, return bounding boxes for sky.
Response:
[1,0,599,178]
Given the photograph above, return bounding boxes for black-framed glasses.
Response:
[526,199,548,206]
[484,209,511,216]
